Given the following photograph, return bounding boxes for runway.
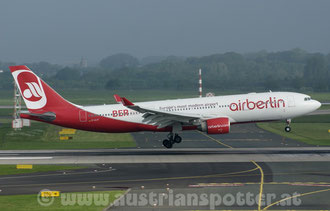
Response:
[133,123,310,149]
[1,162,330,210]
[0,122,330,209]
[0,147,330,164]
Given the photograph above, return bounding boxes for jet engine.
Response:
[199,117,230,134]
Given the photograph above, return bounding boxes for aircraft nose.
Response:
[313,100,322,110]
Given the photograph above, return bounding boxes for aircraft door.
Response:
[79,110,87,122]
[287,96,296,107]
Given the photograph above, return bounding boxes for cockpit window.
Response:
[304,97,312,101]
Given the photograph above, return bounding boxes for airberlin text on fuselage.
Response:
[230,97,285,111]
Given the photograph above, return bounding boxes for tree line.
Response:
[1,49,330,92]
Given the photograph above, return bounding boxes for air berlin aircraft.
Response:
[10,65,321,148]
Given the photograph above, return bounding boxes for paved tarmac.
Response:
[0,162,330,210]
[133,123,310,149]
[1,148,330,164]
[0,116,330,210]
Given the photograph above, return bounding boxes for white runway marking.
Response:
[224,139,271,142]
[0,157,53,160]
[0,169,114,180]
[0,154,19,156]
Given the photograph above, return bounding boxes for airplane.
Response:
[10,65,321,148]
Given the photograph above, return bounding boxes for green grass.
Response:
[292,114,330,123]
[320,104,330,110]
[0,90,14,106]
[0,165,85,176]
[0,89,239,106]
[309,92,330,102]
[1,89,200,106]
[0,109,13,116]
[257,115,330,145]
[0,190,125,211]
[48,89,240,105]
[0,118,12,124]
[1,89,330,105]
[0,122,136,150]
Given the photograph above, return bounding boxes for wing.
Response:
[114,94,208,129]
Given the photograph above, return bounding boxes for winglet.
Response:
[113,94,122,103]
[121,97,134,106]
[113,94,134,106]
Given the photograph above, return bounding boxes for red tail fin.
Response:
[10,65,75,113]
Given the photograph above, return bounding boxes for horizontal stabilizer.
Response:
[20,111,56,121]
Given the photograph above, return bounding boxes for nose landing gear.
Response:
[285,126,291,132]
[162,133,182,148]
[285,119,291,132]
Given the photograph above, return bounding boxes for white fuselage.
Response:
[83,92,321,125]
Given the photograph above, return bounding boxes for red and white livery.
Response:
[10,65,321,148]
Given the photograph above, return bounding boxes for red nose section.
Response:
[9,65,31,72]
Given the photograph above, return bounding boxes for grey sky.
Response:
[1,0,330,64]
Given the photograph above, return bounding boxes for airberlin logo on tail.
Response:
[230,97,285,111]
[13,70,47,110]
[23,82,43,101]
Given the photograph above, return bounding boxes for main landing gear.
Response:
[162,133,182,148]
[285,119,291,132]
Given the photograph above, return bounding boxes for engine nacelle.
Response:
[199,117,230,134]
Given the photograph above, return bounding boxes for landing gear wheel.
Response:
[174,134,182,143]
[163,139,173,148]
[285,126,291,132]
